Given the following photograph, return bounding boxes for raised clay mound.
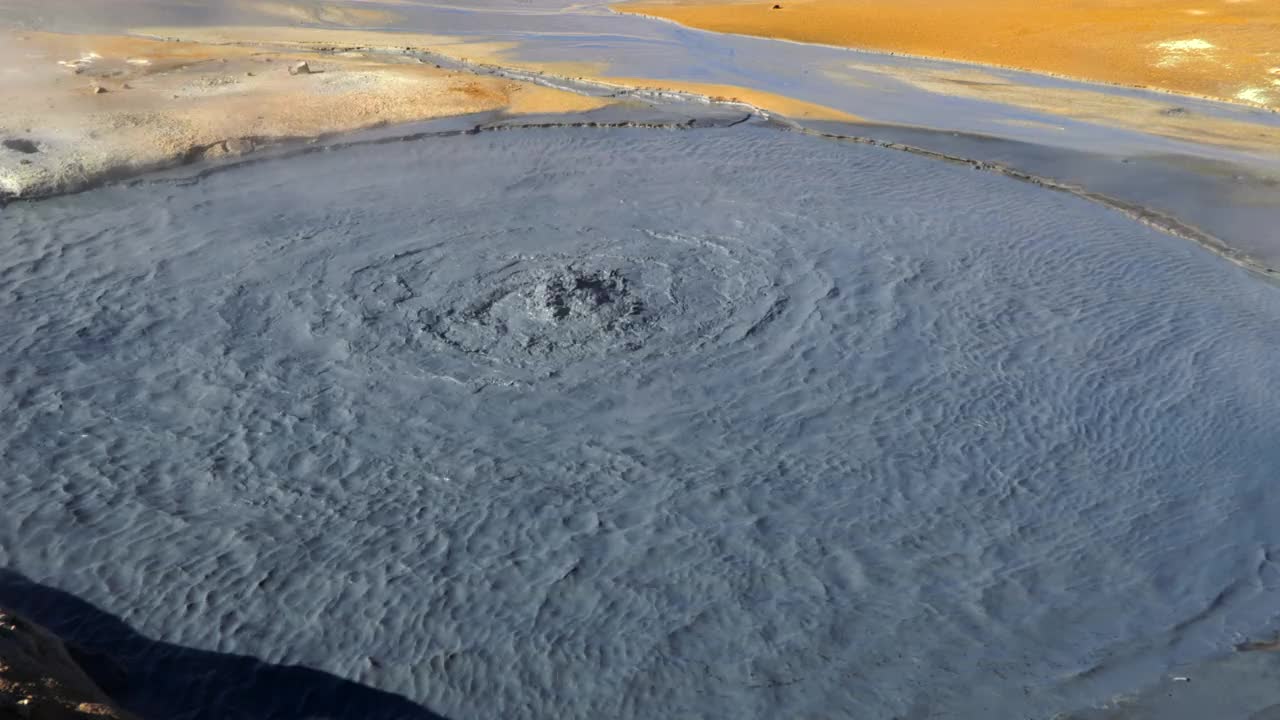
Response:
[0,609,133,720]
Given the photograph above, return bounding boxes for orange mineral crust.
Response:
[616,0,1280,107]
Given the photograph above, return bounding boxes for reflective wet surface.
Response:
[3,125,1280,718]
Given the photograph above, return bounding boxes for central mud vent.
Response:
[329,230,774,379]
[416,264,656,363]
[539,269,644,325]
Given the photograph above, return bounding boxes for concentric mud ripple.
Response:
[2,126,1280,720]
[310,226,789,384]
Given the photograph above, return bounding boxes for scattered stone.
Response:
[224,138,255,155]
[289,61,312,76]
[203,138,256,161]
[201,144,228,160]
[3,138,39,154]
[772,3,783,8]
[92,84,107,94]
[246,71,255,77]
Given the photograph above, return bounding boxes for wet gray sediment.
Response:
[4,125,1280,719]
[5,2,1280,718]
[5,10,1277,273]
[799,120,1280,278]
[98,101,1280,280]
[1064,649,1280,719]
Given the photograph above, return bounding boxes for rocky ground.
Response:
[0,609,132,720]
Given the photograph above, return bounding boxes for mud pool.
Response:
[3,124,1280,718]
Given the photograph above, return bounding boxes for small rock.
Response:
[224,138,255,155]
[92,84,107,94]
[772,3,783,8]
[288,61,312,76]
[246,71,255,77]
[201,144,228,160]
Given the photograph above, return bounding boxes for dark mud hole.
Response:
[3,138,39,154]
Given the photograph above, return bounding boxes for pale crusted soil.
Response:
[0,30,613,199]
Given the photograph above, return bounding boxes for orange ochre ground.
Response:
[616,0,1280,107]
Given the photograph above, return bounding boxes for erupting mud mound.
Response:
[411,264,651,357]
[317,227,787,384]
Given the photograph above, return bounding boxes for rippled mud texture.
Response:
[618,0,1280,107]
[5,126,1280,719]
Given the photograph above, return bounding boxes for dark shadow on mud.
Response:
[0,569,451,720]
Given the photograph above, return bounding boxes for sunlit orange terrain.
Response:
[616,0,1280,107]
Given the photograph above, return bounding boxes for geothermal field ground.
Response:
[2,1,1280,719]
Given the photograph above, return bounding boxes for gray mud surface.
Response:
[4,125,1280,718]
[6,0,1278,270]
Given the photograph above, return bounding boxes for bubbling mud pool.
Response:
[3,125,1280,719]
